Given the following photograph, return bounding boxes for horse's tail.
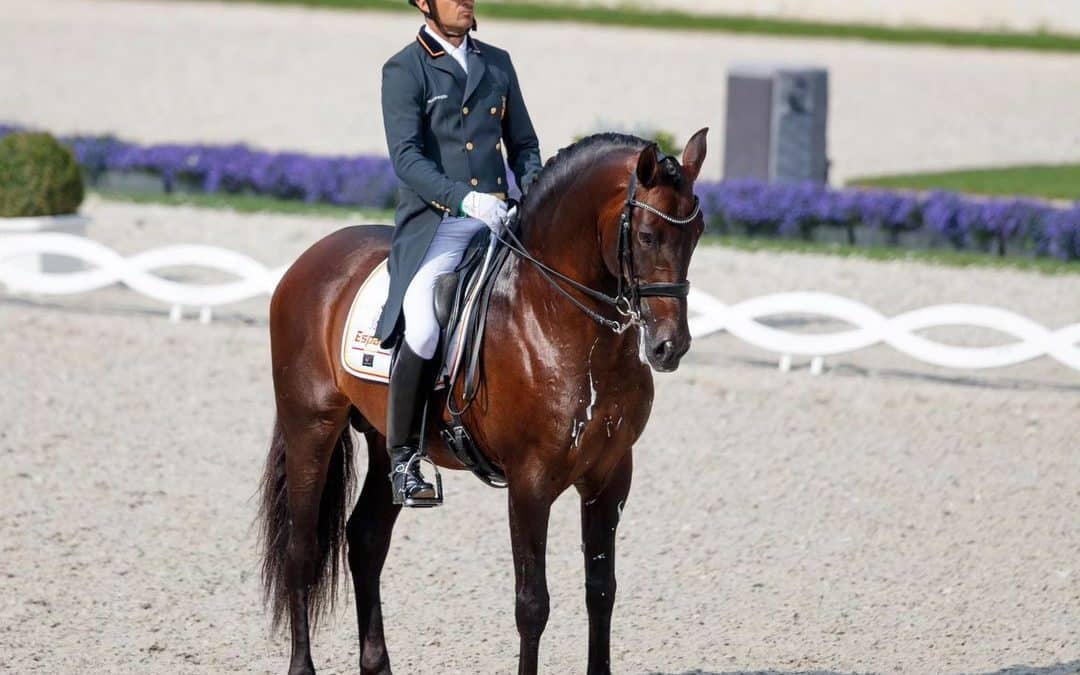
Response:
[257,415,356,632]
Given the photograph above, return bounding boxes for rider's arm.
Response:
[501,57,543,196]
[382,58,473,217]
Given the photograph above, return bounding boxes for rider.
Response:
[376,0,543,506]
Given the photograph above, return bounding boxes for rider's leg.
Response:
[388,216,487,506]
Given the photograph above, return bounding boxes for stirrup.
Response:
[393,453,444,508]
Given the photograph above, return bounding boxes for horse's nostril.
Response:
[653,340,674,360]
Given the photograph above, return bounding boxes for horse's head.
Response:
[602,128,708,372]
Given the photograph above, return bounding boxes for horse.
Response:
[259,128,709,675]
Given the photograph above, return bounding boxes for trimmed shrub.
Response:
[0,131,85,217]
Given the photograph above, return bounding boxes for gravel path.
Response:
[1,199,1078,674]
[3,0,1080,183]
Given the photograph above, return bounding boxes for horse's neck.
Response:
[498,160,643,364]
[517,168,618,295]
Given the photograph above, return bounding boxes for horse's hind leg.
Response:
[347,429,401,675]
[279,406,352,675]
[577,450,633,675]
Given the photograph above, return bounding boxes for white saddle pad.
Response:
[341,257,485,386]
[341,259,394,383]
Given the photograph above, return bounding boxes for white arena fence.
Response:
[1,232,1078,374]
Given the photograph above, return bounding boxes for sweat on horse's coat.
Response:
[260,129,709,675]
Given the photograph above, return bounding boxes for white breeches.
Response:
[402,215,489,359]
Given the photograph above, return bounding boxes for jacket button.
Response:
[490,106,497,114]
[471,178,479,186]
[466,141,474,151]
[462,106,469,115]
[495,142,501,151]
[497,177,503,185]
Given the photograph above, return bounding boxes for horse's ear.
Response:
[636,143,660,188]
[681,127,708,183]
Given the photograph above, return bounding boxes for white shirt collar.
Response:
[422,24,470,73]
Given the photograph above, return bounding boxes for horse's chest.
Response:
[558,369,650,458]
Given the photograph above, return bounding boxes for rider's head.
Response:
[411,0,476,40]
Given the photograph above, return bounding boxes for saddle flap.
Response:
[433,273,458,329]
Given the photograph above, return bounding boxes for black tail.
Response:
[257,417,356,632]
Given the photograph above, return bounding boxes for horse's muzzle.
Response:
[646,332,690,372]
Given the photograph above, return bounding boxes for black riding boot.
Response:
[386,341,439,507]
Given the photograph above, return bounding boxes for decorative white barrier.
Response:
[0,233,1077,373]
[687,288,1080,372]
[0,233,286,323]
[0,214,91,274]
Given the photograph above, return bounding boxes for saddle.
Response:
[425,220,515,489]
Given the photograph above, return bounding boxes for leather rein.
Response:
[497,171,701,334]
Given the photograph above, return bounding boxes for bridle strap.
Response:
[629,196,701,226]
[498,227,630,333]
[500,166,698,333]
[636,282,690,298]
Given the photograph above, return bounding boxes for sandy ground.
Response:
[3,0,1080,183]
[1,198,1078,674]
[492,0,1080,35]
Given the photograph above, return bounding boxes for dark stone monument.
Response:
[724,64,829,183]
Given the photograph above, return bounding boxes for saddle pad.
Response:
[341,259,394,383]
[340,259,466,385]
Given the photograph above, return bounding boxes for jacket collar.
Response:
[416,27,482,59]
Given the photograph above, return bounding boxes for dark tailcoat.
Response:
[374,28,543,346]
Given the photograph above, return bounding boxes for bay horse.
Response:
[259,128,708,675]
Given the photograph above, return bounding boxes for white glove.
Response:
[461,191,508,234]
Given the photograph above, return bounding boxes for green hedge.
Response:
[0,132,85,217]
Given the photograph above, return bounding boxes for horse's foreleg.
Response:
[281,412,350,675]
[346,431,401,675]
[508,477,555,675]
[578,450,633,675]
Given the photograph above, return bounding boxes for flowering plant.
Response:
[2,124,1076,260]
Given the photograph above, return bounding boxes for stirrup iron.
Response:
[394,452,443,508]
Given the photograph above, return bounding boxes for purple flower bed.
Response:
[3,123,1078,260]
[697,179,1080,261]
[1,124,399,209]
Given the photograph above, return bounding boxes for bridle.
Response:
[498,170,701,334]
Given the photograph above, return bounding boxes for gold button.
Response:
[462,106,469,115]
[490,107,497,114]
[495,142,501,151]
[466,141,474,151]
[471,178,479,186]
[496,177,502,184]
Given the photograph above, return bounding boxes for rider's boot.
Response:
[386,341,439,507]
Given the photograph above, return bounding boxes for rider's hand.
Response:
[461,191,508,234]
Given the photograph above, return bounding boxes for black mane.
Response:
[519,132,649,224]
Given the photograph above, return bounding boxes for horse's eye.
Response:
[637,230,657,247]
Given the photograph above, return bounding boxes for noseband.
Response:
[500,171,701,334]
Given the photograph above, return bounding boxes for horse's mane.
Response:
[519,132,649,226]
[519,132,688,230]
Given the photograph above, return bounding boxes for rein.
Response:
[497,171,700,334]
